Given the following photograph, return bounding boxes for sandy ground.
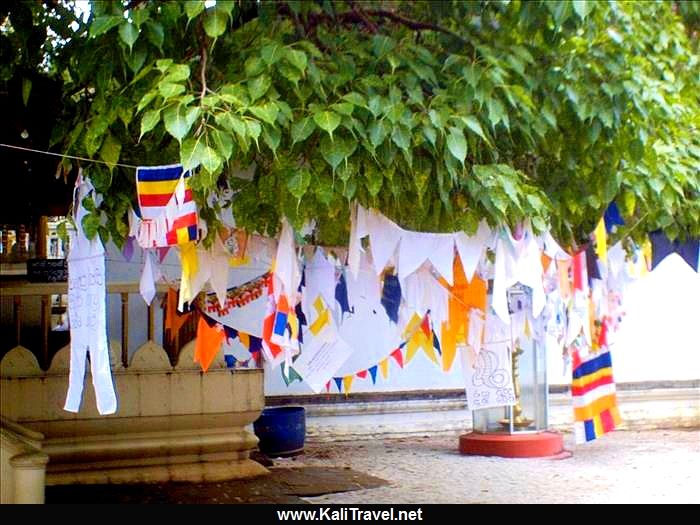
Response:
[276,429,700,504]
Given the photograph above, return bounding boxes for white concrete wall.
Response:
[546,253,700,386]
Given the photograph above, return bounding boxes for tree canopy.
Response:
[2,0,699,249]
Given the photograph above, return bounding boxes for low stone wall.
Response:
[1,416,49,504]
[0,342,267,491]
[285,385,700,442]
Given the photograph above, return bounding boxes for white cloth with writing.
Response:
[65,172,117,415]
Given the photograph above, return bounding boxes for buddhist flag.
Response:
[136,164,198,247]
[572,346,621,444]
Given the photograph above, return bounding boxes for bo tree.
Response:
[2,0,699,249]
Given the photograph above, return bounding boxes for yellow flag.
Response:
[594,218,608,266]
[441,322,458,372]
[343,375,354,394]
[309,295,331,335]
[178,241,199,310]
[379,358,389,379]
[422,340,439,365]
[641,238,652,274]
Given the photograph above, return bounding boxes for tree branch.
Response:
[195,21,208,106]
[349,1,378,33]
[363,9,470,46]
[276,3,470,50]
[200,45,207,105]
[125,0,148,11]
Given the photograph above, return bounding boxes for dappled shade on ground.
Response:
[46,466,388,504]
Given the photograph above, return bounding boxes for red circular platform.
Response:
[459,431,564,458]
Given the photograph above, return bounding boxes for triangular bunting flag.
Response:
[432,330,441,355]
[248,336,262,353]
[422,339,439,365]
[380,273,401,323]
[194,315,225,372]
[281,364,292,386]
[335,272,352,318]
[223,325,238,344]
[325,380,331,392]
[379,358,389,379]
[368,365,378,384]
[334,377,343,393]
[541,253,553,273]
[404,313,437,364]
[224,355,237,368]
[356,370,368,379]
[390,348,404,368]
[420,315,431,338]
[288,366,303,384]
[343,375,354,394]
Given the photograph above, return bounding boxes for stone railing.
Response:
[0,282,267,503]
[0,281,193,369]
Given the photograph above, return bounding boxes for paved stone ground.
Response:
[46,429,698,504]
[278,429,700,504]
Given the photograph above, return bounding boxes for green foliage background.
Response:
[2,0,699,249]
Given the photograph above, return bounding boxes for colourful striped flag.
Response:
[571,346,622,444]
[136,164,198,246]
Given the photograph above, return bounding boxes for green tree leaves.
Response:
[313,111,342,140]
[291,117,316,144]
[248,75,271,102]
[446,127,467,166]
[203,6,229,38]
[25,0,700,246]
[119,23,139,52]
[163,105,200,142]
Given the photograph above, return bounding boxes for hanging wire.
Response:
[0,143,140,169]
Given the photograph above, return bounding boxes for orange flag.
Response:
[194,316,225,372]
[557,259,572,300]
[541,253,553,273]
[442,256,487,371]
[165,287,190,336]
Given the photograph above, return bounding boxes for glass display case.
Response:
[473,284,549,434]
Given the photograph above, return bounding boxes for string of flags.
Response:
[282,310,443,394]
[113,162,676,445]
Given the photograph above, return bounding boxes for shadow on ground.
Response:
[46,466,388,504]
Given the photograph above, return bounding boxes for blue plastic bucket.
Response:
[253,406,306,457]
